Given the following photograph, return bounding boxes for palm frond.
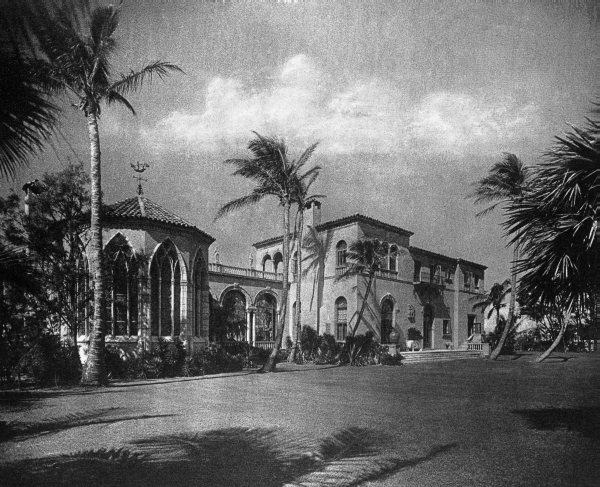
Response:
[104,90,135,114]
[108,61,184,98]
[214,191,267,221]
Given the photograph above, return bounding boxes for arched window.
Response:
[255,293,277,342]
[336,241,347,267]
[193,253,206,338]
[389,245,398,272]
[335,297,348,341]
[262,254,272,273]
[105,234,138,336]
[150,240,182,337]
[273,252,283,274]
[381,299,394,344]
[73,241,90,337]
[222,290,246,340]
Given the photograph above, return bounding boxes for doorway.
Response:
[423,304,433,349]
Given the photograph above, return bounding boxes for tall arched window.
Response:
[381,299,394,344]
[73,241,90,337]
[335,297,348,341]
[336,241,347,267]
[389,245,398,272]
[222,290,246,340]
[193,253,206,338]
[150,240,182,337]
[273,252,283,274]
[255,293,277,342]
[291,251,298,278]
[105,234,138,336]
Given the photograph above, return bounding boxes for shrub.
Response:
[407,327,423,341]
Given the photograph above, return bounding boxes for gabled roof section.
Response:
[103,196,215,242]
[253,213,413,248]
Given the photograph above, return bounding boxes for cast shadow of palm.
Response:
[0,407,177,442]
[513,406,599,440]
[0,427,457,486]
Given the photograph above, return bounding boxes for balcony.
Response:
[209,263,282,281]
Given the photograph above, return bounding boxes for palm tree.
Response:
[470,153,529,360]
[0,2,59,180]
[216,133,320,373]
[338,238,389,338]
[506,118,598,362]
[27,2,182,385]
[471,280,511,345]
[288,156,323,363]
[301,225,334,336]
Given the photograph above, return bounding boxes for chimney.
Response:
[303,200,321,229]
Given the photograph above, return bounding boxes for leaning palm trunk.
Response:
[260,201,291,373]
[81,112,107,385]
[490,244,518,360]
[289,210,304,363]
[534,309,570,363]
[351,272,374,338]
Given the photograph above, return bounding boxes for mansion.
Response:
[76,194,486,353]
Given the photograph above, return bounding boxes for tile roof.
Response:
[103,196,215,242]
[252,213,413,247]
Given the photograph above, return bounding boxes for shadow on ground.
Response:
[0,427,457,486]
[0,408,177,443]
[513,407,599,439]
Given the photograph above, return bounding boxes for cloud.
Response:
[145,54,540,158]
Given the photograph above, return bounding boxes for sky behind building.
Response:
[3,0,596,286]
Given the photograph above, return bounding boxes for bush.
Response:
[406,327,423,341]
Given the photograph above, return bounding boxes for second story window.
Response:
[414,260,422,282]
[474,275,480,291]
[463,271,471,289]
[389,245,397,271]
[336,240,347,267]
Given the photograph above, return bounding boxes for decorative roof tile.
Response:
[103,196,214,242]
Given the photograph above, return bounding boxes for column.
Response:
[246,309,252,343]
[138,276,151,353]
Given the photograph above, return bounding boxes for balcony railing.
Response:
[376,268,398,279]
[209,263,282,281]
[413,268,444,286]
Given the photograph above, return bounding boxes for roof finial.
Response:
[131,162,150,195]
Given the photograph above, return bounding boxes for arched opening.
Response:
[104,234,138,337]
[255,293,277,342]
[381,299,394,344]
[291,251,298,279]
[423,304,434,349]
[262,254,272,273]
[150,240,182,337]
[273,252,283,275]
[221,290,247,341]
[336,241,347,267]
[335,297,348,341]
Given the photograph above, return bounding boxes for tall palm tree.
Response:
[288,157,323,363]
[506,118,598,362]
[338,238,389,338]
[301,225,334,336]
[216,133,319,373]
[471,280,511,342]
[28,2,182,385]
[470,153,529,360]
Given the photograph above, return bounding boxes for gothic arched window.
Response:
[105,234,138,336]
[389,245,398,272]
[336,241,347,267]
[150,240,182,337]
[222,290,247,340]
[255,293,277,342]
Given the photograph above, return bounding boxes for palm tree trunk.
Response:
[351,272,374,337]
[289,210,304,363]
[81,112,107,385]
[534,309,569,362]
[490,244,518,360]
[260,200,291,373]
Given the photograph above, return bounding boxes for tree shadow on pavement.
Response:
[0,407,177,443]
[0,426,457,487]
[513,407,599,439]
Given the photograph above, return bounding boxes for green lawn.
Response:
[0,352,598,486]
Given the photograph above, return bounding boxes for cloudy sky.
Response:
[4,0,597,286]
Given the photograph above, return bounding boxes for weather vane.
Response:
[131,162,150,195]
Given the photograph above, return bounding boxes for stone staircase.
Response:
[399,349,484,364]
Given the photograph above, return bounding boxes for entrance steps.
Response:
[399,349,484,364]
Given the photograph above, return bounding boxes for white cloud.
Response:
[145,54,540,158]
